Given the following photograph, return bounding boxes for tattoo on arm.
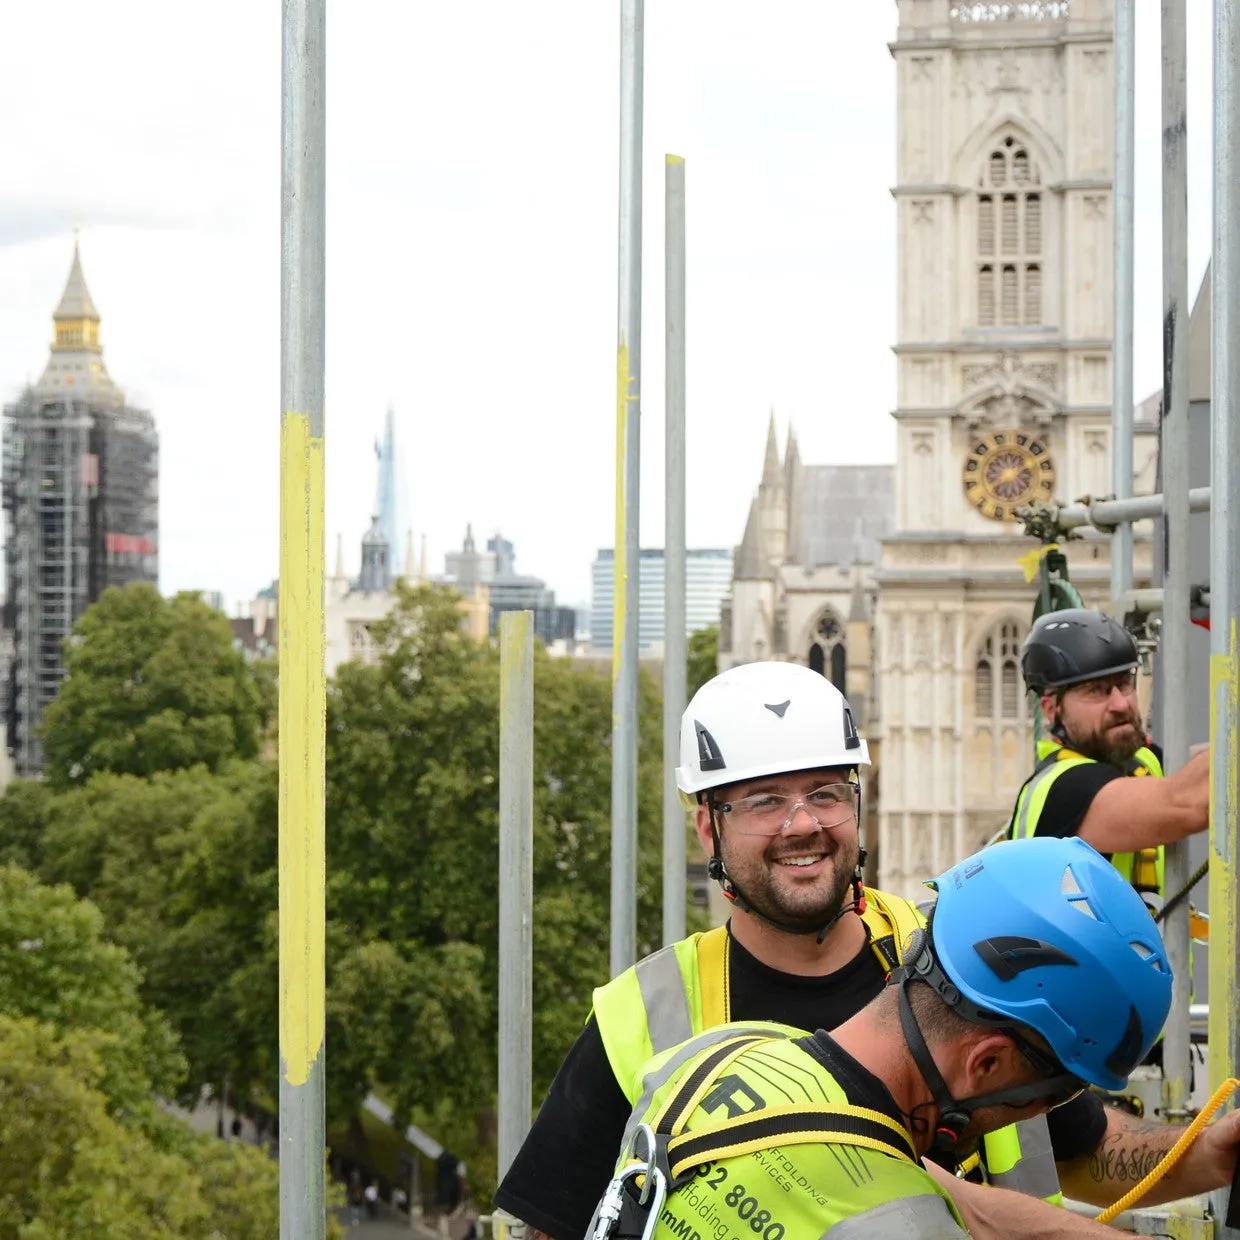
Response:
[1087,1120,1176,1185]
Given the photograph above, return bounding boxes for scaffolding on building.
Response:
[1009,1,1240,1230]
[2,319,159,777]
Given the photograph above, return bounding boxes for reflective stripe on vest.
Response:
[1010,741,1165,898]
[821,1195,969,1239]
[634,946,694,1053]
[984,1116,1063,1203]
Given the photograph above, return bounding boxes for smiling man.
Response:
[492,662,1240,1240]
[1007,609,1209,906]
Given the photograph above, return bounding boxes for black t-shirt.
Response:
[1036,742,1165,848]
[493,926,1107,1240]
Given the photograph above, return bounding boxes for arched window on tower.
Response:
[808,610,847,693]
[976,135,1044,328]
[974,619,1026,722]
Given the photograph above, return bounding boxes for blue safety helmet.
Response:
[924,836,1171,1092]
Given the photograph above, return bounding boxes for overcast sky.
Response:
[0,2,1217,612]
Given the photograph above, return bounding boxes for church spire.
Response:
[761,409,781,487]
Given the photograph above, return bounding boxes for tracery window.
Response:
[977,136,1043,328]
[974,620,1025,721]
[808,611,847,693]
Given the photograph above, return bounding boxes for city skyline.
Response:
[0,2,1218,613]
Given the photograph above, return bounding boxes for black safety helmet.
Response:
[1021,609,1139,694]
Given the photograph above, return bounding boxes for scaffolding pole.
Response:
[497,612,534,1182]
[611,0,644,978]
[1211,0,1240,1232]
[1112,0,1137,599]
[278,0,327,1236]
[663,154,687,948]
[1159,0,1192,1119]
[1018,487,1211,539]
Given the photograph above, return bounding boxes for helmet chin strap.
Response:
[705,793,868,945]
[893,974,1081,1164]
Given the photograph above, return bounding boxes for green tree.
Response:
[40,583,267,789]
[31,764,279,1108]
[687,624,719,697]
[0,1015,289,1240]
[323,583,666,1183]
[0,778,51,870]
[0,865,183,1113]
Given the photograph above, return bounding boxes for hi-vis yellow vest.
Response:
[591,892,1062,1205]
[614,1024,969,1239]
[1009,739,1165,898]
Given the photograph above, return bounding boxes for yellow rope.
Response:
[1094,1077,1240,1225]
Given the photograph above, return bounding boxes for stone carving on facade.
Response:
[961,351,1058,394]
[912,615,933,667]
[951,2,1070,22]
[959,351,1057,431]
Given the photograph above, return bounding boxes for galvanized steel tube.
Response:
[278,0,327,1233]
[498,612,534,1181]
[663,154,687,948]
[1159,0,1192,1119]
[1112,0,1137,598]
[611,0,644,977]
[1211,1,1240,1232]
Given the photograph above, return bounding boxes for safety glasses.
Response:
[717,782,858,837]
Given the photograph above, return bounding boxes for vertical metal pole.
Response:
[611,0,644,978]
[1112,0,1136,599]
[663,155,687,948]
[278,1,326,1236]
[1158,0,1192,1120]
[497,611,534,1182]
[1211,2,1240,1232]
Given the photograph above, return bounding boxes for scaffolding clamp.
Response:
[1015,498,1080,545]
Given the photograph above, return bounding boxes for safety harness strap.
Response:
[697,926,730,1030]
[648,1033,918,1185]
[665,1103,917,1181]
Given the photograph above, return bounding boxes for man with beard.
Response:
[493,662,1237,1240]
[1007,609,1209,906]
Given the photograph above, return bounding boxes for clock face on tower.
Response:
[961,429,1056,522]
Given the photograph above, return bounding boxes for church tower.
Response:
[873,0,1155,896]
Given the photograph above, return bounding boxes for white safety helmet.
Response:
[676,661,869,807]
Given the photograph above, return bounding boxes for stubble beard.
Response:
[722,831,859,932]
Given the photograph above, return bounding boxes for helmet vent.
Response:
[843,706,861,750]
[974,936,1079,981]
[694,720,727,772]
[1130,941,1167,971]
[1061,866,1099,919]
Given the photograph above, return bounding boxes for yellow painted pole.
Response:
[1210,2,1240,1225]
[610,0,644,978]
[279,0,327,1234]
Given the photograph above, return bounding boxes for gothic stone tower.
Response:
[873,0,1156,897]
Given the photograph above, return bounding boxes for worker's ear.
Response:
[694,802,714,856]
[1039,691,1059,726]
[961,1033,1027,1096]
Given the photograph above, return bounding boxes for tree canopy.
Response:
[40,584,269,789]
[0,579,695,1209]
